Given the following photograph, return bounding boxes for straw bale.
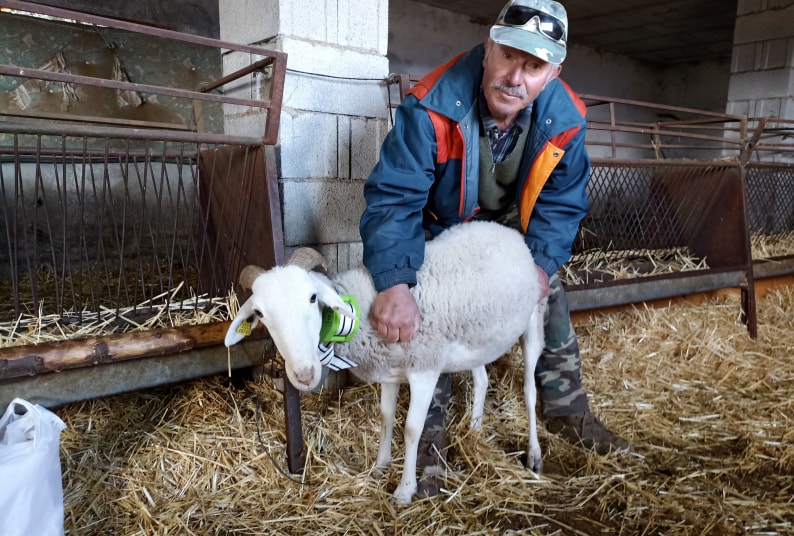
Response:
[43,286,794,534]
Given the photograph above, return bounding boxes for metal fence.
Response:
[0,1,286,335]
[0,1,286,394]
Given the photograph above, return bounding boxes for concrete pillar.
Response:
[218,0,391,272]
[727,0,794,161]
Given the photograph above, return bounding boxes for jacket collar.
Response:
[419,44,484,123]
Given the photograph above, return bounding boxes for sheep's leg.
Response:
[375,382,400,474]
[522,301,546,474]
[393,371,438,505]
[470,365,488,431]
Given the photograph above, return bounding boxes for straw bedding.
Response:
[53,285,794,535]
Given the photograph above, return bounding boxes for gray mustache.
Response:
[491,83,527,98]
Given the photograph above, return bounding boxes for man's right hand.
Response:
[369,284,421,343]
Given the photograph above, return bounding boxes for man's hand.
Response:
[536,265,551,300]
[369,284,421,343]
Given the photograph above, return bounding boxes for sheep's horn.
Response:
[287,247,327,273]
[239,265,265,290]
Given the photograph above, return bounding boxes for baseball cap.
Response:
[490,0,568,64]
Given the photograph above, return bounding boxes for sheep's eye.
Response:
[253,309,263,318]
[310,294,317,304]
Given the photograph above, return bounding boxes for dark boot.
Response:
[546,411,633,454]
[415,428,449,498]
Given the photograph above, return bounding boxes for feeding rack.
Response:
[0,0,310,471]
[743,117,794,283]
[567,95,758,335]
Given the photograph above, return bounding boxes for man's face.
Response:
[482,40,561,125]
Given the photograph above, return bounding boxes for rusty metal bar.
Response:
[748,117,794,155]
[657,117,745,128]
[609,101,617,158]
[263,55,286,146]
[0,146,200,159]
[754,142,794,151]
[605,118,744,131]
[587,121,746,146]
[652,126,661,159]
[740,118,768,165]
[199,57,274,94]
[0,121,261,146]
[589,157,742,167]
[1,0,285,60]
[586,140,743,152]
[0,109,190,131]
[746,160,794,170]
[1,0,286,146]
[0,64,270,111]
[737,163,758,338]
[582,93,745,122]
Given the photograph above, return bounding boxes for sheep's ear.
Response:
[225,298,261,346]
[308,273,354,318]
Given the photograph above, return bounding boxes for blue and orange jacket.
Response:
[360,43,590,292]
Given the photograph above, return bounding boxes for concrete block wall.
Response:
[728,1,794,130]
[218,0,390,274]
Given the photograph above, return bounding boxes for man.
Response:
[359,0,631,497]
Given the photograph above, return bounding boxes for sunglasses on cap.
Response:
[496,5,566,43]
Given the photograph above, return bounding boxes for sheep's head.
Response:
[224,249,355,391]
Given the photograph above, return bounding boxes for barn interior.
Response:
[1,0,793,534]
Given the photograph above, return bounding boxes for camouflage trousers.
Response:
[424,272,590,433]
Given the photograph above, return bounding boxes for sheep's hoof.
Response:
[526,452,543,475]
[392,483,416,505]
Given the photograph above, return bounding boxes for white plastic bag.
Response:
[0,398,67,536]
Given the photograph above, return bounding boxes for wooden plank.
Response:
[0,337,268,410]
[0,322,259,380]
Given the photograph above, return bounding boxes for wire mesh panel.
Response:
[566,160,750,286]
[745,163,794,259]
[0,126,279,344]
[0,137,193,319]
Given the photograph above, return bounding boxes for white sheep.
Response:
[225,220,548,504]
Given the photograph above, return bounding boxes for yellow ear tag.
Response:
[236,319,253,337]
